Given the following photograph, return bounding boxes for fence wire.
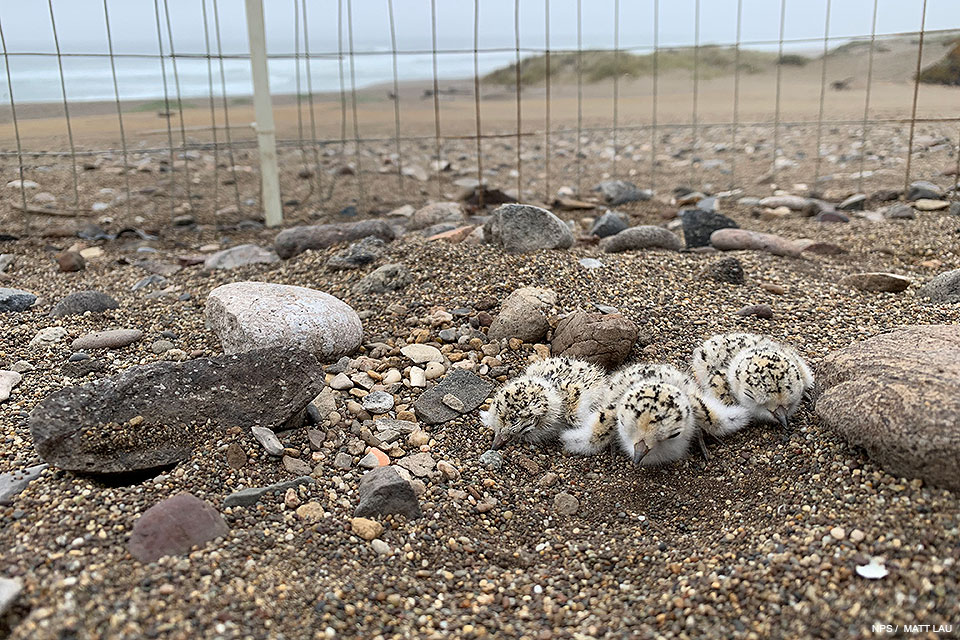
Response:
[0,0,958,227]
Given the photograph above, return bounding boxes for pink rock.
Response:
[709,228,804,257]
[128,493,229,563]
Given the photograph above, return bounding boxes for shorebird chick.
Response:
[562,362,750,457]
[615,380,698,466]
[691,332,765,403]
[727,341,814,429]
[480,357,605,450]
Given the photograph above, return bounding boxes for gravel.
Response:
[1,187,959,639]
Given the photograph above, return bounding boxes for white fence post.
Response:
[244,0,282,227]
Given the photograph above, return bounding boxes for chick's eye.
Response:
[666,432,681,439]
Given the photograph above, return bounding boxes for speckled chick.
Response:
[480,375,564,449]
[524,356,607,422]
[562,363,748,455]
[691,332,766,404]
[481,357,606,450]
[615,380,698,466]
[727,341,814,428]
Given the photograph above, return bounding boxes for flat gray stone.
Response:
[251,426,284,456]
[274,219,396,260]
[49,290,118,317]
[483,204,574,253]
[224,476,314,508]
[600,226,684,253]
[203,244,279,270]
[362,391,395,414]
[0,370,22,403]
[29,348,324,475]
[0,463,47,505]
[413,369,493,425]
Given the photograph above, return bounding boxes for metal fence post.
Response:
[245,0,282,227]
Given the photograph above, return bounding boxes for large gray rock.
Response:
[600,226,683,253]
[128,493,229,563]
[205,282,362,360]
[918,269,960,303]
[354,466,422,519]
[815,325,960,490]
[906,180,943,202]
[0,577,22,617]
[413,369,493,425]
[0,288,36,312]
[408,202,466,231]
[326,236,385,270]
[274,219,396,259]
[551,311,638,369]
[483,204,574,253]
[487,287,556,343]
[49,290,118,317]
[203,244,279,270]
[29,347,324,474]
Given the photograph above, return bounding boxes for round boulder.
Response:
[815,325,960,490]
[487,287,557,343]
[483,204,574,253]
[205,282,362,360]
[551,311,638,369]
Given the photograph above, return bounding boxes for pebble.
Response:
[398,452,436,477]
[71,329,143,351]
[362,391,395,414]
[295,502,325,521]
[151,339,174,354]
[850,529,866,543]
[437,460,460,481]
[0,370,22,403]
[283,455,312,476]
[479,449,503,470]
[913,199,949,211]
[735,304,774,319]
[371,539,392,555]
[49,290,119,317]
[350,517,384,541]
[441,394,465,412]
[830,526,846,540]
[0,288,37,312]
[330,372,353,390]
[359,449,390,469]
[30,327,68,345]
[225,443,246,469]
[400,344,443,364]
[0,577,22,616]
[333,452,353,470]
[554,492,580,515]
[251,426,284,456]
[424,362,445,380]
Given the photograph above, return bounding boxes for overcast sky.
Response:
[2,0,958,55]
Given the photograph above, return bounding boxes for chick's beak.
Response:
[632,441,650,465]
[772,406,789,429]
[491,432,507,450]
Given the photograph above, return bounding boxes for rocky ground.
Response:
[2,125,960,639]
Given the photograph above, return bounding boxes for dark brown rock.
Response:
[551,311,638,369]
[226,443,247,469]
[841,272,911,293]
[128,493,229,563]
[29,348,324,475]
[734,304,774,319]
[56,251,86,272]
[815,325,960,490]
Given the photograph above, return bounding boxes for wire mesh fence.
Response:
[0,0,958,232]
